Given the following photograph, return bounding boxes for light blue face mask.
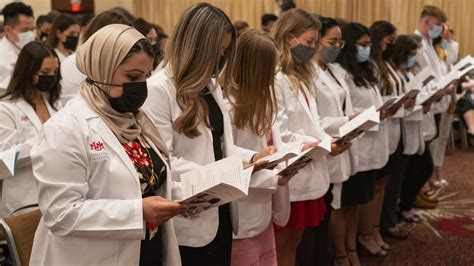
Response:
[429,25,443,39]
[356,46,371,62]
[402,55,417,69]
[440,39,449,49]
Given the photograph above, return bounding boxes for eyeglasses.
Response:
[328,40,345,49]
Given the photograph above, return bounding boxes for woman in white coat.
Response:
[141,4,269,266]
[30,24,183,266]
[334,22,391,263]
[225,29,292,266]
[380,34,424,238]
[0,41,61,217]
[270,9,349,266]
[313,17,360,265]
[60,10,132,105]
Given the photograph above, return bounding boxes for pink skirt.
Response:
[231,224,277,266]
[276,197,327,229]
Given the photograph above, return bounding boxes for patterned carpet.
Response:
[361,147,474,266]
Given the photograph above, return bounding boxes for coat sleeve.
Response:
[31,119,144,240]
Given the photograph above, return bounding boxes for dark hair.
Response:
[46,10,61,22]
[108,7,135,22]
[79,13,95,28]
[432,36,442,46]
[320,16,339,37]
[2,2,34,27]
[391,35,419,69]
[36,15,52,28]
[153,24,167,66]
[369,20,396,95]
[133,18,154,37]
[47,14,79,48]
[337,22,377,87]
[82,11,132,43]
[1,41,61,110]
[281,0,296,11]
[261,14,278,27]
[122,38,155,64]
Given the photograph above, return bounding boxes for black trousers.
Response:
[399,146,434,212]
[179,204,232,266]
[380,140,410,229]
[296,188,332,266]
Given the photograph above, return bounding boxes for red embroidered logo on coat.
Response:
[20,115,29,122]
[90,141,105,151]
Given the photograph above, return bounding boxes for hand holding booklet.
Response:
[276,138,332,177]
[335,105,380,145]
[421,70,460,106]
[179,155,253,217]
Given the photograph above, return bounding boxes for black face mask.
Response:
[36,75,57,92]
[382,43,396,60]
[88,79,148,113]
[64,35,79,51]
[40,32,48,42]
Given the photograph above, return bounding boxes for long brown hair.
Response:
[1,41,61,110]
[270,9,321,93]
[226,29,278,136]
[166,3,236,138]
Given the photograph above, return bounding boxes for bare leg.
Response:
[346,206,360,266]
[329,208,350,266]
[464,110,474,134]
[372,177,389,249]
[275,227,304,266]
[358,183,386,256]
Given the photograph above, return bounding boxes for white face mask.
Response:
[16,30,35,49]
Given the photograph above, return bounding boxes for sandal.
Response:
[357,233,387,256]
[373,225,390,250]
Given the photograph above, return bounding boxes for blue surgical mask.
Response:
[429,25,443,39]
[440,39,448,49]
[356,46,371,62]
[402,55,417,69]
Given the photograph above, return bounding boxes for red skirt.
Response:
[276,197,327,229]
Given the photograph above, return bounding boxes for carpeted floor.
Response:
[361,147,474,266]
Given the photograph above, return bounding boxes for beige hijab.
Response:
[76,24,169,158]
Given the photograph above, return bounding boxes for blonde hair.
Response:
[270,9,321,93]
[226,29,278,137]
[165,3,236,138]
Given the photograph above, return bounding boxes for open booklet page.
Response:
[0,146,19,178]
[336,105,380,145]
[179,155,253,217]
[276,138,331,177]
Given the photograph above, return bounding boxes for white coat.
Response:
[60,53,85,105]
[377,61,404,155]
[0,37,20,90]
[142,67,255,247]
[314,63,359,182]
[397,69,425,155]
[227,101,290,239]
[330,63,389,172]
[0,96,60,217]
[29,95,181,266]
[274,71,331,202]
[414,29,450,114]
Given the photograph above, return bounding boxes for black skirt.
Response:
[179,204,233,266]
[341,169,377,206]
